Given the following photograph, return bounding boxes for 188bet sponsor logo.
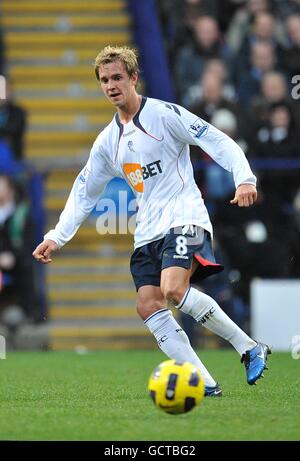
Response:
[123,160,162,192]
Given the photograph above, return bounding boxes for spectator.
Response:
[278,14,300,80]
[174,15,232,104]
[236,41,278,107]
[180,0,221,38]
[156,0,220,60]
[213,188,299,313]
[233,11,283,78]
[226,0,270,51]
[0,80,27,160]
[250,103,299,202]
[248,10,278,42]
[254,103,298,155]
[260,71,288,104]
[250,71,288,124]
[249,70,300,132]
[186,58,236,107]
[0,174,39,322]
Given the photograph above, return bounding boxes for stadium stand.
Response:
[3,0,298,351]
[2,0,171,350]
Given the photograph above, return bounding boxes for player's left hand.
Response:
[230,184,257,207]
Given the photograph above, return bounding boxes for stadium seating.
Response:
[2,0,219,351]
[2,0,145,349]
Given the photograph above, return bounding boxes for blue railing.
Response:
[126,0,175,101]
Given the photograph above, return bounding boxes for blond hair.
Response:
[94,46,140,81]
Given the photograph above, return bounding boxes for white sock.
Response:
[177,287,256,356]
[144,308,217,387]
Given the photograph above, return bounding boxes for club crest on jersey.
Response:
[189,119,208,138]
[128,140,135,152]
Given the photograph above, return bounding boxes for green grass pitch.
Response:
[0,349,299,441]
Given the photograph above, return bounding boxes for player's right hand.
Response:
[32,239,59,264]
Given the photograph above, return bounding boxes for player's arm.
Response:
[164,105,257,207]
[33,141,115,264]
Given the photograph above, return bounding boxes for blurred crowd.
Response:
[0,36,43,327]
[1,1,300,336]
[157,0,300,337]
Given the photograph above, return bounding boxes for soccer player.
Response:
[33,46,271,395]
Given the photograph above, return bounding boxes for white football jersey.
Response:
[45,97,256,249]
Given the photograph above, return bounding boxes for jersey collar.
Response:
[115,96,147,128]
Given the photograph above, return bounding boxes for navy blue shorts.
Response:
[130,226,223,291]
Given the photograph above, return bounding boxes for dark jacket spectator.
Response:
[0,82,27,160]
[250,103,299,202]
[226,0,283,53]
[213,189,300,305]
[236,41,279,107]
[174,15,232,104]
[156,0,220,60]
[0,175,38,321]
[0,101,27,161]
[253,103,298,157]
[249,71,289,124]
[278,14,300,80]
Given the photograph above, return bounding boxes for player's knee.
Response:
[136,301,164,321]
[162,286,186,307]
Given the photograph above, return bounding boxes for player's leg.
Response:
[161,226,270,385]
[165,265,256,356]
[162,264,270,385]
[137,284,219,390]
